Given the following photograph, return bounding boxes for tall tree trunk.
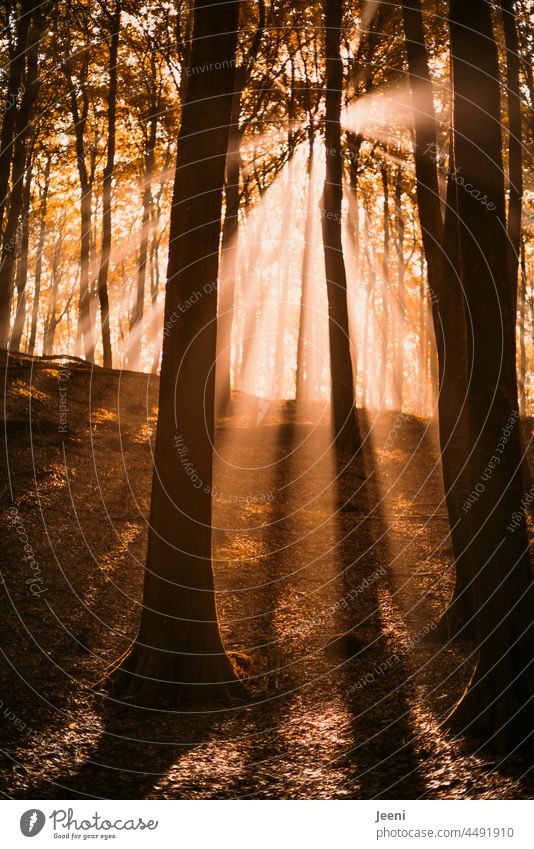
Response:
[96,1,120,369]
[321,0,360,451]
[519,237,527,417]
[215,1,264,412]
[0,1,33,245]
[446,0,534,749]
[65,54,95,362]
[107,0,243,707]
[401,0,472,640]
[0,4,40,348]
[296,129,315,404]
[392,166,405,410]
[379,164,390,407]
[9,156,32,351]
[43,233,62,355]
[129,96,158,370]
[501,0,523,301]
[28,154,50,356]
[215,117,242,413]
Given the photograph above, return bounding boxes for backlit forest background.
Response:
[1,0,534,801]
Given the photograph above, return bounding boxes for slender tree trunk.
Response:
[129,101,158,370]
[65,55,95,362]
[392,167,405,410]
[43,233,62,355]
[215,1,264,410]
[379,164,390,407]
[107,0,244,707]
[401,0,472,640]
[215,119,242,413]
[96,1,120,369]
[296,130,315,404]
[446,0,534,749]
[9,157,32,351]
[321,0,360,452]
[28,154,50,356]
[519,237,527,417]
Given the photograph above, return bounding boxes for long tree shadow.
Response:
[24,699,221,799]
[330,409,426,798]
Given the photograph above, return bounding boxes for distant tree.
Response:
[63,46,97,362]
[107,0,244,706]
[28,154,51,356]
[215,0,265,414]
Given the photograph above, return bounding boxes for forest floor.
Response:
[1,350,534,800]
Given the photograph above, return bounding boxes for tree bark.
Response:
[107,0,244,708]
[0,0,33,245]
[28,153,50,356]
[401,0,472,641]
[445,0,534,749]
[500,0,523,302]
[128,76,158,370]
[65,53,95,362]
[0,2,39,348]
[96,0,121,369]
[296,128,315,403]
[379,164,390,407]
[392,166,405,410]
[9,155,32,351]
[321,0,361,452]
[215,0,265,413]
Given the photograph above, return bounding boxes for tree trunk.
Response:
[0,4,40,348]
[321,0,361,452]
[43,233,62,355]
[65,54,95,362]
[379,164,390,407]
[0,1,33,245]
[128,99,158,370]
[296,130,315,404]
[501,0,523,302]
[445,0,534,750]
[107,0,244,708]
[96,1,120,369]
[519,237,527,417]
[392,167,405,410]
[401,0,472,641]
[9,157,32,351]
[215,119,242,413]
[28,154,50,356]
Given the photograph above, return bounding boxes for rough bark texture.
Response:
[107,0,244,708]
[321,0,361,452]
